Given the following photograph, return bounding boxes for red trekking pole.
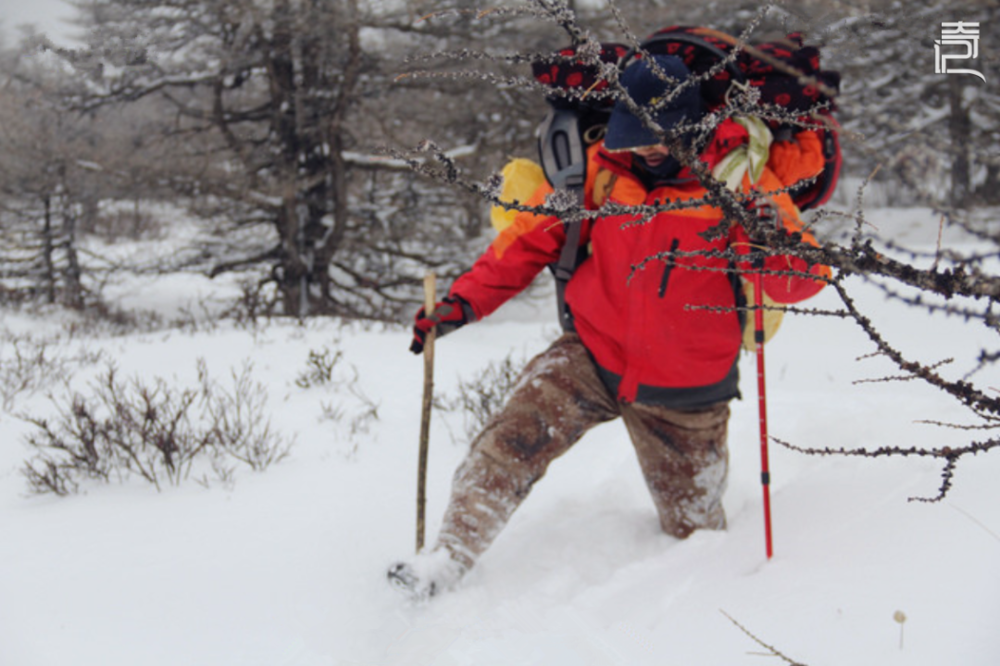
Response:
[751,268,774,560]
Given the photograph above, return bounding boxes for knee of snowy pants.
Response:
[621,401,731,539]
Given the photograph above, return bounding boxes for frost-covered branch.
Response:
[773,436,999,503]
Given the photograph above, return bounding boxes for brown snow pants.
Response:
[436,333,730,570]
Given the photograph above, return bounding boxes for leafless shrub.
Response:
[89,205,165,242]
[20,360,292,495]
[0,285,35,307]
[170,300,222,335]
[217,278,280,330]
[21,368,206,493]
[72,301,165,336]
[198,359,293,471]
[166,277,279,335]
[295,344,380,452]
[0,332,103,411]
[295,346,344,389]
[320,390,381,448]
[441,351,526,444]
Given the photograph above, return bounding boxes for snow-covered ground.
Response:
[1,207,998,666]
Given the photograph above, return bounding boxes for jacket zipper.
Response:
[659,239,681,298]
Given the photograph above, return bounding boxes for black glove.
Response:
[410,296,474,354]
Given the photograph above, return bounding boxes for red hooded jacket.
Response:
[451,119,831,406]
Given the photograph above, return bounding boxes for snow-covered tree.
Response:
[0,43,96,308]
[818,0,999,207]
[46,0,517,318]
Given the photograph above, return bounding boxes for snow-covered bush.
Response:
[0,332,103,412]
[294,344,380,453]
[20,360,292,495]
[442,351,527,444]
[295,347,345,389]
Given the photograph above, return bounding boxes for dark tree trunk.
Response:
[948,76,972,208]
[264,0,358,317]
[979,162,1000,205]
[62,205,84,310]
[42,196,56,304]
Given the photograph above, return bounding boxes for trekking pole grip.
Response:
[416,272,436,553]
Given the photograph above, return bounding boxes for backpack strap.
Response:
[537,106,587,197]
[533,44,630,331]
[554,217,583,332]
[537,106,590,331]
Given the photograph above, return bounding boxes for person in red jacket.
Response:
[389,54,830,599]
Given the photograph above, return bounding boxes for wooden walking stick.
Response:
[416,272,436,553]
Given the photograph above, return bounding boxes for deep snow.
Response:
[1,207,998,666]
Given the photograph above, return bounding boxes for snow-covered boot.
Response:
[386,548,467,601]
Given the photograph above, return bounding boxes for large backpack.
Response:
[498,26,842,332]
